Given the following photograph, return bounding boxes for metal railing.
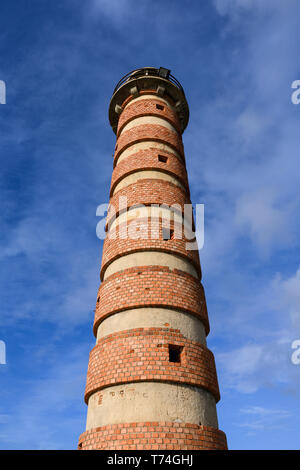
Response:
[113,67,184,94]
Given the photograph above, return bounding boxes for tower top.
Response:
[109,66,189,134]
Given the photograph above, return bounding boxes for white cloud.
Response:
[238,406,291,431]
[187,0,300,267]
[0,344,89,449]
[0,415,9,424]
[88,0,134,23]
[217,340,292,393]
[274,269,300,330]
[221,344,263,375]
[213,0,254,16]
[235,189,292,256]
[212,0,284,19]
[235,109,268,143]
[214,269,300,395]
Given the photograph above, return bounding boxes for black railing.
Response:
[113,67,184,94]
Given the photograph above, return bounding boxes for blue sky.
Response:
[0,0,300,450]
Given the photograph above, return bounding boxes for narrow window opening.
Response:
[156,104,164,110]
[158,154,168,163]
[169,344,182,363]
[162,227,174,240]
[97,296,100,303]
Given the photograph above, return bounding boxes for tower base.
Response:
[78,422,227,450]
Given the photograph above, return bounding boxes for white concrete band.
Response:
[117,141,183,165]
[108,205,193,233]
[120,116,178,136]
[103,251,198,280]
[112,169,184,195]
[86,382,218,430]
[97,307,207,345]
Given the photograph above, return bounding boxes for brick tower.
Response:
[78,67,227,450]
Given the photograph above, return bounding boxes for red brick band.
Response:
[121,90,176,111]
[110,148,188,196]
[106,179,190,229]
[114,124,184,165]
[100,217,200,281]
[117,98,181,136]
[78,423,227,450]
[94,266,209,335]
[85,328,220,403]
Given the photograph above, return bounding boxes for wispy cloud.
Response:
[0,344,89,449]
[217,340,292,394]
[1,0,300,450]
[238,406,291,432]
[275,269,300,330]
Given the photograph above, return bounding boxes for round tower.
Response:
[78,67,227,450]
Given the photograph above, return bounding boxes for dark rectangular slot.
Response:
[169,344,182,363]
[158,154,168,163]
[156,104,164,110]
[162,227,174,240]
